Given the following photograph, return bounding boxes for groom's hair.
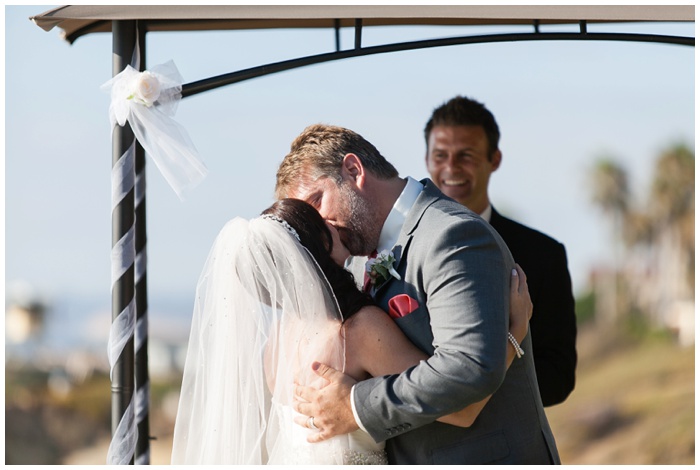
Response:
[275,123,398,199]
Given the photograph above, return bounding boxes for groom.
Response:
[275,124,560,464]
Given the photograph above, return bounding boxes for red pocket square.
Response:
[388,294,419,319]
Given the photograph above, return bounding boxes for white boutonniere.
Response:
[365,249,401,287]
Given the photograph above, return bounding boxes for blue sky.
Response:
[4,5,695,344]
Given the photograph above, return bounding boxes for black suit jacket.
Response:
[490,207,577,406]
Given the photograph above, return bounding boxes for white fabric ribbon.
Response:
[101,61,208,200]
[106,389,138,465]
[108,298,136,381]
[111,227,136,287]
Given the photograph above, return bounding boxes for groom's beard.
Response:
[338,182,379,257]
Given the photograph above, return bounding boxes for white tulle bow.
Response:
[101,61,207,200]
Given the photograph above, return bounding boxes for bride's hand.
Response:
[509,264,532,343]
[293,361,358,443]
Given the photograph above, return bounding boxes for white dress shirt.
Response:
[480,204,492,223]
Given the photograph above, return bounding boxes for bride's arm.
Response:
[344,264,532,428]
[438,264,531,427]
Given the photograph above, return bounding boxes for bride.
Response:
[170,198,531,464]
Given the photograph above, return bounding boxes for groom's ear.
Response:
[341,153,366,189]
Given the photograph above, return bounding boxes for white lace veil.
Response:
[171,216,349,464]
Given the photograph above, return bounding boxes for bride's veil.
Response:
[171,216,348,464]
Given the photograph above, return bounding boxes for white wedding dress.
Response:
[171,216,387,465]
[268,405,387,465]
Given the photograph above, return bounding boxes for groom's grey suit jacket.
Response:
[350,179,560,464]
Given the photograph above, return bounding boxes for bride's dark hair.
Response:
[262,198,374,320]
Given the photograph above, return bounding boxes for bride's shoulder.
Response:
[343,305,394,381]
[343,305,402,346]
[344,305,392,331]
[343,304,427,380]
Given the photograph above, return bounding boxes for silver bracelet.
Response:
[507,332,525,358]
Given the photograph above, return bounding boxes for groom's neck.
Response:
[369,176,407,223]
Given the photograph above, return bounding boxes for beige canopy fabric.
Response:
[32,5,694,44]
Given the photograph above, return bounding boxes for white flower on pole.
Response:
[128,71,161,107]
[101,61,208,200]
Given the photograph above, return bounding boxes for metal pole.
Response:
[334,19,341,52]
[354,18,362,49]
[134,22,151,465]
[580,20,588,34]
[111,19,136,465]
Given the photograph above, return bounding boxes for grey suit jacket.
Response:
[351,179,560,464]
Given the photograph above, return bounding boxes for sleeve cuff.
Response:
[350,384,368,432]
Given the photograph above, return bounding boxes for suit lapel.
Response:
[373,179,441,296]
[488,206,504,230]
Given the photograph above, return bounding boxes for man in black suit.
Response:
[424,96,577,406]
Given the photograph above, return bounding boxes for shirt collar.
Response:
[376,176,423,253]
[480,204,492,223]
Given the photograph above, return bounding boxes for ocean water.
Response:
[6,291,194,364]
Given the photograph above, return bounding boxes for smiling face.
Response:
[426,125,501,214]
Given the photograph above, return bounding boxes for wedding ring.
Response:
[308,416,319,430]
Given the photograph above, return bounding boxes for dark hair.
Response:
[261,198,374,320]
[424,96,501,158]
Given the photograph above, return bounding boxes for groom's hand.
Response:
[293,361,359,443]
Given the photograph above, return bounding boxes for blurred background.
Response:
[5,5,695,465]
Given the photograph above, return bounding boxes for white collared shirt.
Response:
[480,204,492,223]
[375,176,423,253]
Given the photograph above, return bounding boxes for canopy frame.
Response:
[182,21,695,98]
